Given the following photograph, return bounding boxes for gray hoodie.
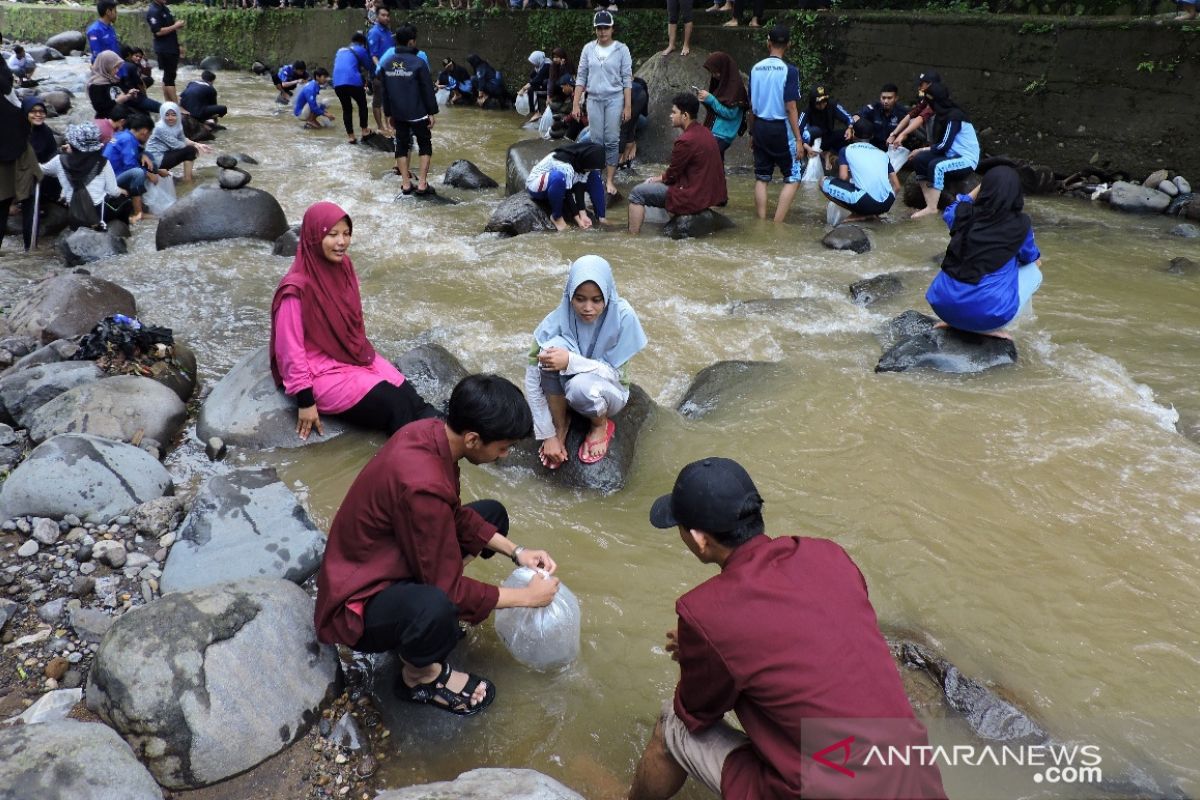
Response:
[575,40,632,101]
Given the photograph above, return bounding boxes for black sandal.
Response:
[404,663,496,717]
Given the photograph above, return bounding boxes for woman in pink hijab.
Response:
[270,201,436,440]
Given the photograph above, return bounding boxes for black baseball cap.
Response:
[768,24,790,44]
[650,457,763,534]
[916,69,941,86]
[593,9,614,27]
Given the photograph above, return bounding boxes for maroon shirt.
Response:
[663,121,728,216]
[674,535,946,800]
[314,418,500,647]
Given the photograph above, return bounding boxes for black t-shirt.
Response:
[146,1,179,55]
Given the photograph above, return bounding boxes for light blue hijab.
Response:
[534,255,647,368]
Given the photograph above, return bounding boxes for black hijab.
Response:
[553,142,605,172]
[927,83,968,139]
[940,166,1032,285]
[23,98,58,163]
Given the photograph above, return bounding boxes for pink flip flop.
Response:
[578,419,616,465]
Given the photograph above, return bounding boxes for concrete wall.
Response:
[3,6,1195,178]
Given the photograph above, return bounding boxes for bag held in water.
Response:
[515,92,531,116]
[494,567,580,671]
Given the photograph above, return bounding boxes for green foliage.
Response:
[1019,21,1057,34]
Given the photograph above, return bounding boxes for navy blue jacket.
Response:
[379,46,437,123]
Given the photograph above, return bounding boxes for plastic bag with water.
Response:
[888,145,910,173]
[538,105,554,139]
[515,92,531,116]
[143,174,176,216]
[826,201,850,227]
[435,88,451,108]
[494,567,580,671]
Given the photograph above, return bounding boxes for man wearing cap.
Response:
[745,25,803,223]
[574,10,633,197]
[886,69,939,150]
[628,457,947,800]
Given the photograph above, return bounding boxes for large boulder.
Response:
[822,224,872,254]
[394,343,468,415]
[160,468,325,594]
[38,90,72,116]
[376,768,584,800]
[849,273,904,306]
[633,52,712,164]
[504,138,558,196]
[0,720,163,800]
[26,46,64,65]
[4,273,135,344]
[85,578,339,789]
[361,132,395,153]
[661,209,734,240]
[498,384,655,494]
[485,193,557,237]
[443,159,499,190]
[0,360,104,428]
[44,31,87,54]
[27,374,187,448]
[677,361,779,420]
[57,228,128,267]
[196,346,347,450]
[272,225,300,257]
[4,197,68,239]
[1106,181,1171,214]
[901,171,980,210]
[875,311,1017,374]
[0,433,172,523]
[154,185,289,250]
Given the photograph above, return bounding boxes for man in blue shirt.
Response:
[274,60,307,104]
[294,68,335,129]
[820,119,901,220]
[145,0,185,103]
[746,24,803,223]
[87,1,121,63]
[333,35,374,143]
[102,113,162,223]
[367,6,396,137]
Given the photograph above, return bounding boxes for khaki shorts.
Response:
[659,699,749,796]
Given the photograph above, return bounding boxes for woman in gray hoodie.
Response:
[572,10,632,197]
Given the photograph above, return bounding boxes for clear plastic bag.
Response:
[494,567,580,671]
[515,92,531,116]
[826,201,850,227]
[435,88,451,108]
[888,145,910,173]
[143,173,177,215]
[538,105,554,139]
[802,155,824,183]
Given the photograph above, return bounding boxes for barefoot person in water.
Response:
[525,142,609,232]
[525,256,646,469]
[925,166,1042,340]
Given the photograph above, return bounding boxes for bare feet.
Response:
[748,17,760,26]
[910,206,938,219]
[722,18,738,26]
[552,216,569,232]
[129,212,143,223]
[575,211,593,230]
[680,46,690,56]
[981,330,1013,340]
[660,46,675,56]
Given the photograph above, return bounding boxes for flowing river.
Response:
[8,59,1200,798]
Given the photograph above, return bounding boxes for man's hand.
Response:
[516,547,557,574]
[524,572,561,608]
[141,155,155,171]
[175,19,187,30]
[297,405,324,440]
[843,127,853,141]
[537,347,569,371]
[665,628,680,662]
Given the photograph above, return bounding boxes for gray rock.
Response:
[498,384,655,494]
[504,138,558,196]
[69,606,114,642]
[443,159,499,190]
[44,31,87,54]
[1174,176,1191,194]
[632,53,715,165]
[218,168,251,190]
[677,361,779,420]
[0,361,104,429]
[12,687,82,724]
[57,228,127,267]
[0,719,163,800]
[17,540,39,557]
[215,154,238,169]
[1166,256,1196,275]
[1142,169,1170,189]
[7,338,80,373]
[38,90,72,116]
[1158,179,1179,197]
[361,132,395,153]
[0,434,172,523]
[485,193,557,237]
[0,423,14,445]
[92,540,127,568]
[198,56,233,72]
[85,578,339,789]
[376,768,584,800]
[26,46,64,65]
[37,596,66,623]
[27,375,187,449]
[32,517,60,545]
[1169,223,1199,239]
[822,224,872,254]
[196,346,347,450]
[4,273,136,345]
[850,273,904,306]
[236,153,259,165]
[1107,181,1171,214]
[394,343,468,416]
[161,468,325,594]
[661,210,734,240]
[271,226,300,257]
[155,185,289,251]
[876,314,1018,374]
[883,309,939,342]
[0,598,18,633]
[205,436,227,461]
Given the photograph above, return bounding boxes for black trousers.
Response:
[19,177,62,250]
[334,84,368,135]
[734,0,763,20]
[336,378,439,436]
[158,146,198,171]
[353,499,510,666]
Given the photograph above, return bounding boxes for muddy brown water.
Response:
[7,61,1200,798]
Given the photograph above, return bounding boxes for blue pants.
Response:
[529,170,606,221]
[911,149,975,191]
[586,94,623,168]
[116,167,148,197]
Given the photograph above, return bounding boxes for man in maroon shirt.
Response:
[314,374,561,717]
[627,92,728,235]
[628,457,946,800]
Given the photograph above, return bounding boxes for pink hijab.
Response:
[269,201,375,386]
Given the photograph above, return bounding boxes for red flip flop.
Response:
[578,419,616,465]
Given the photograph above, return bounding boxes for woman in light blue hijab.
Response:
[525,255,647,468]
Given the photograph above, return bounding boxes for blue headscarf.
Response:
[534,255,647,369]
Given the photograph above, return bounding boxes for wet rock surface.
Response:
[849,273,904,306]
[1166,256,1196,275]
[85,578,339,789]
[661,209,734,240]
[272,225,300,257]
[394,343,468,415]
[633,52,714,165]
[4,273,136,345]
[161,468,325,594]
[218,167,252,190]
[57,228,127,267]
[154,185,289,250]
[485,193,557,237]
[44,31,86,54]
[822,224,872,254]
[677,361,780,420]
[504,138,558,196]
[1106,181,1171,214]
[443,159,499,190]
[26,374,187,448]
[376,768,584,800]
[0,361,105,428]
[875,311,1018,374]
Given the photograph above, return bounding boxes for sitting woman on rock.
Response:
[524,255,646,468]
[270,201,438,441]
[86,51,135,119]
[925,166,1042,339]
[39,122,129,230]
[144,103,211,183]
[525,142,609,232]
[907,83,980,219]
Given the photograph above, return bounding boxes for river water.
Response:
[10,60,1200,798]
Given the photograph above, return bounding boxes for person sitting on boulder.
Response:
[270,201,440,440]
[18,98,64,250]
[274,60,308,103]
[925,165,1042,339]
[179,70,228,128]
[697,51,748,161]
[886,69,938,151]
[525,142,609,232]
[798,84,856,172]
[116,45,161,116]
[907,83,980,219]
[627,94,727,235]
[517,50,550,123]
[102,112,160,223]
[314,373,560,716]
[6,46,36,81]
[87,51,137,119]
[294,68,335,129]
[524,255,646,469]
[467,54,505,109]
[145,102,212,183]
[820,118,901,221]
[40,122,128,230]
[436,58,473,106]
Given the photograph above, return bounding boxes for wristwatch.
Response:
[511,545,526,565]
